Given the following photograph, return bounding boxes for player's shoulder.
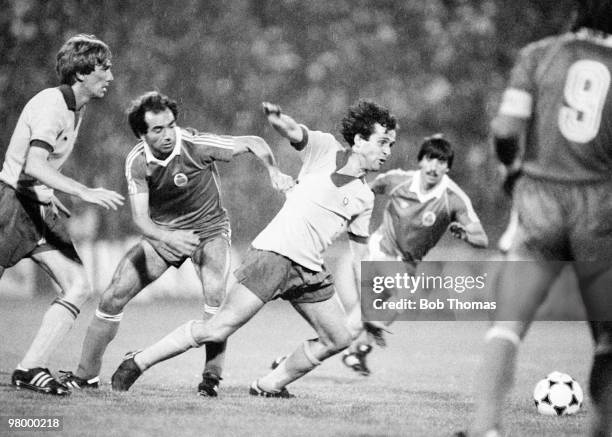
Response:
[445,176,474,206]
[378,168,415,185]
[125,141,147,170]
[520,33,575,58]
[26,87,64,109]
[305,128,342,149]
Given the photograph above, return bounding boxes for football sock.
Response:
[202,309,225,377]
[20,298,79,369]
[258,339,321,392]
[75,309,122,379]
[471,327,520,435]
[135,320,200,371]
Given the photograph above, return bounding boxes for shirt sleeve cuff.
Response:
[290,125,309,151]
[30,139,54,153]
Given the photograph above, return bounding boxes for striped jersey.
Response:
[252,128,373,272]
[372,169,480,262]
[125,127,235,231]
[0,85,83,202]
[500,29,612,181]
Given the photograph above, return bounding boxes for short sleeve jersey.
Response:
[0,85,83,202]
[501,29,612,181]
[251,128,374,272]
[125,127,235,231]
[373,169,480,263]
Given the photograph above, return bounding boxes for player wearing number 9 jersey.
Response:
[460,2,612,437]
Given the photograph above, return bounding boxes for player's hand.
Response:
[268,167,295,193]
[51,195,71,217]
[262,102,282,117]
[163,230,200,257]
[449,222,467,241]
[79,187,125,210]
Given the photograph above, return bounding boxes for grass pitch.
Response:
[0,296,592,437]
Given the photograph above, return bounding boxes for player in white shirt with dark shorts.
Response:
[111,100,397,397]
[0,34,123,396]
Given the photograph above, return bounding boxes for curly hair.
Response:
[56,34,111,85]
[340,100,397,147]
[417,134,454,169]
[127,91,179,138]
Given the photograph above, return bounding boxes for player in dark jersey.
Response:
[459,2,612,436]
[59,91,293,397]
[341,136,488,376]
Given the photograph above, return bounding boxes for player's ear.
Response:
[353,134,364,150]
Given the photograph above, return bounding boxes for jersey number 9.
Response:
[558,59,610,143]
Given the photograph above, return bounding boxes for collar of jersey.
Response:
[58,85,77,111]
[143,127,182,166]
[408,171,449,203]
[576,28,612,47]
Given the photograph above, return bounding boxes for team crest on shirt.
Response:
[422,211,436,227]
[173,173,188,187]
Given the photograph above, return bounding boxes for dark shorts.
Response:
[0,183,80,268]
[146,222,230,268]
[234,247,335,304]
[512,175,612,261]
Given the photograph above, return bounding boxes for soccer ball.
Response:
[533,371,584,416]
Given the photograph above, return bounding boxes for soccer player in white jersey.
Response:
[457,2,612,436]
[59,91,293,396]
[341,135,488,375]
[110,100,397,396]
[0,34,124,396]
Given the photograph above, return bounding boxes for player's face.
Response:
[81,61,113,99]
[355,123,396,172]
[419,155,449,189]
[143,108,177,157]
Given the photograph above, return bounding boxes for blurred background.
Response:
[0,0,578,299]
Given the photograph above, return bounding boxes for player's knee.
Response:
[63,270,93,306]
[98,287,130,314]
[191,319,230,345]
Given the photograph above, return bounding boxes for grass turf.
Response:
[0,296,591,437]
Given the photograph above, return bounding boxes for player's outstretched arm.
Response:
[262,102,304,145]
[129,193,199,256]
[491,113,527,195]
[25,145,124,210]
[449,221,488,248]
[231,135,295,192]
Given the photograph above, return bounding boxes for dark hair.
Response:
[127,91,179,138]
[56,34,111,85]
[341,100,397,146]
[572,0,612,34]
[417,135,454,169]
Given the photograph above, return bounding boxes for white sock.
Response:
[135,320,200,371]
[20,299,79,369]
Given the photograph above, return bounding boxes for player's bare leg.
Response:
[20,251,92,370]
[129,282,264,375]
[12,251,91,395]
[192,236,231,396]
[471,257,562,435]
[256,296,352,393]
[70,241,168,384]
